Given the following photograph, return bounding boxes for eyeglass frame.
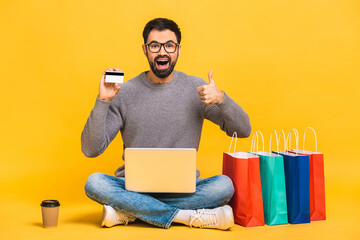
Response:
[145,40,180,53]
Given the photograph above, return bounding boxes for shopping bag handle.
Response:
[228,132,238,153]
[303,127,318,153]
[250,131,258,153]
[251,131,264,153]
[269,130,279,154]
[287,128,299,154]
[277,130,287,152]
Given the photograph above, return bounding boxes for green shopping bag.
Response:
[251,131,288,225]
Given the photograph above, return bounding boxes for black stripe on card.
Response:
[105,71,124,76]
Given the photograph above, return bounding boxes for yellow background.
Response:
[1,0,359,239]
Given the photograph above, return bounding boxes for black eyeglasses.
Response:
[145,41,180,53]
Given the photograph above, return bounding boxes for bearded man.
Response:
[81,18,251,230]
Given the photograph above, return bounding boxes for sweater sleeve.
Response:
[81,96,124,158]
[204,92,251,138]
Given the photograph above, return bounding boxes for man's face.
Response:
[142,29,181,79]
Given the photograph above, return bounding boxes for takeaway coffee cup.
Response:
[41,200,60,228]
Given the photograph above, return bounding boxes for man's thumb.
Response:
[208,70,215,85]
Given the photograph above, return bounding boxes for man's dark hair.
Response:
[143,18,181,44]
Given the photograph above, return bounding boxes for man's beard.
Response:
[148,54,178,79]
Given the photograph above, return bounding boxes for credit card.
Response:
[105,71,124,83]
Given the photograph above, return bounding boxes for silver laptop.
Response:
[124,148,197,193]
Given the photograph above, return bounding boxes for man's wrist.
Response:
[217,91,225,104]
[98,95,111,102]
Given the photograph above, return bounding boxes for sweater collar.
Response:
[140,70,179,89]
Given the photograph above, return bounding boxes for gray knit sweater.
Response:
[81,70,251,177]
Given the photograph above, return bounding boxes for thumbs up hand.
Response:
[197,70,225,105]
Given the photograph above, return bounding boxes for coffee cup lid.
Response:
[41,200,60,207]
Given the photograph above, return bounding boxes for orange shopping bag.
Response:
[223,132,265,227]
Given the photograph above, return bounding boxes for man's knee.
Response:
[212,175,235,202]
[84,172,107,196]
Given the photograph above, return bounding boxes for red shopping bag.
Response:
[289,127,326,221]
[223,133,265,227]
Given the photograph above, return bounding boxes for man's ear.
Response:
[142,44,147,56]
[178,45,181,56]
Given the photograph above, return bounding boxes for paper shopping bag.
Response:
[289,127,326,221]
[251,131,288,225]
[273,129,310,224]
[222,132,265,227]
[256,153,288,225]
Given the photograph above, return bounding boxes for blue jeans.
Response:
[85,173,234,228]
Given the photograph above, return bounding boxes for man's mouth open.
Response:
[156,59,170,70]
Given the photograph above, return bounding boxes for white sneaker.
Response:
[189,205,234,230]
[101,205,136,227]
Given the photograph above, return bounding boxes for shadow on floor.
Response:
[29,222,43,228]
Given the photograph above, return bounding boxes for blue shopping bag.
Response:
[273,129,310,224]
